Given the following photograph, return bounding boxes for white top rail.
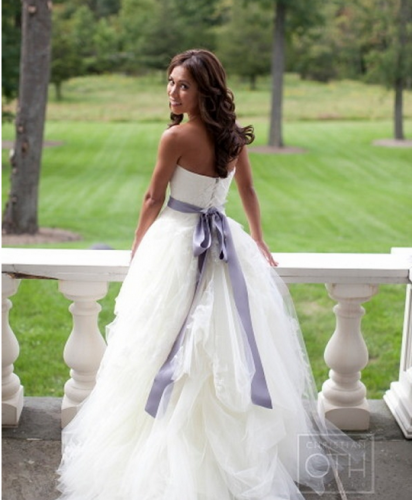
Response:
[2,248,411,284]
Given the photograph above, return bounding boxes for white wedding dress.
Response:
[57,165,355,500]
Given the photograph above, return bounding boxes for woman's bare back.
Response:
[175,120,236,177]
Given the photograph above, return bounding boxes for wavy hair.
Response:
[167,49,255,178]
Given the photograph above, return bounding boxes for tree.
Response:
[118,0,157,72]
[50,3,122,99]
[70,6,100,73]
[267,0,323,147]
[246,0,323,147]
[50,6,84,100]
[93,17,122,73]
[2,0,52,235]
[138,0,183,71]
[269,1,287,147]
[292,2,344,83]
[359,0,412,140]
[172,0,223,51]
[136,0,223,72]
[2,0,22,120]
[217,0,272,89]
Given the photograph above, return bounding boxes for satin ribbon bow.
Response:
[145,197,272,417]
[193,206,228,279]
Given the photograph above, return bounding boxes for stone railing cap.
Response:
[2,248,411,284]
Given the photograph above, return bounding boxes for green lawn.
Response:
[38,73,412,122]
[2,74,412,398]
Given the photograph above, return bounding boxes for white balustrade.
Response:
[384,248,412,438]
[1,248,411,431]
[59,280,109,427]
[318,283,378,430]
[2,274,24,426]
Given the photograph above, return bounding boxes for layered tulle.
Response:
[57,167,357,499]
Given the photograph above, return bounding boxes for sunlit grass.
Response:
[4,73,412,123]
[2,74,411,398]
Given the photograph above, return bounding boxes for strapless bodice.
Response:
[170,165,235,209]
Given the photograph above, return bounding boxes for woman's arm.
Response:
[131,128,181,259]
[234,147,278,267]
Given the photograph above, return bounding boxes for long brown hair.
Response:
[167,49,255,178]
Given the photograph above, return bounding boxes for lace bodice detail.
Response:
[170,165,235,209]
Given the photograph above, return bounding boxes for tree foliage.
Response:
[118,0,157,72]
[50,3,122,99]
[50,6,84,100]
[292,2,346,82]
[358,0,412,139]
[291,0,412,87]
[137,0,184,71]
[4,0,412,91]
[88,0,121,18]
[217,0,272,89]
[358,0,412,88]
[133,0,224,71]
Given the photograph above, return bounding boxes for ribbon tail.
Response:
[145,323,186,418]
[222,217,273,410]
[145,236,209,418]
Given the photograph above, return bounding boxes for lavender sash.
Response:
[145,196,273,417]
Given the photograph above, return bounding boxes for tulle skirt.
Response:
[57,207,356,499]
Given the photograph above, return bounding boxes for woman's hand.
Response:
[254,239,278,267]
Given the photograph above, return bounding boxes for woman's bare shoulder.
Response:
[161,125,182,140]
[162,123,198,145]
[158,126,185,152]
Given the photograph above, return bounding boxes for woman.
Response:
[57,49,355,500]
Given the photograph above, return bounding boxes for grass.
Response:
[2,73,412,398]
[5,73,412,123]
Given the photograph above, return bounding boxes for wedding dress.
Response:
[57,165,356,500]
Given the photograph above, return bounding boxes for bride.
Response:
[57,49,356,500]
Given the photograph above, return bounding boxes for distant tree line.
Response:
[3,0,411,100]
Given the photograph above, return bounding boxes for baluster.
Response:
[318,283,378,430]
[59,280,108,427]
[384,276,412,438]
[2,274,24,426]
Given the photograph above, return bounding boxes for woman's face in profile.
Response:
[167,65,199,118]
